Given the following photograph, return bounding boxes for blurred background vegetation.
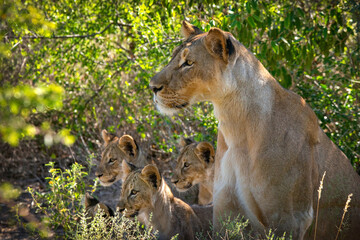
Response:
[0,0,359,238]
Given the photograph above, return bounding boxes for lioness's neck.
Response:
[212,45,276,147]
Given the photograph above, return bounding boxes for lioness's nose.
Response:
[150,85,163,94]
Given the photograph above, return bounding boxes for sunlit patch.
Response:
[155,102,180,116]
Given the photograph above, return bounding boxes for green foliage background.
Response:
[1,0,359,238]
[1,1,359,177]
[0,0,360,166]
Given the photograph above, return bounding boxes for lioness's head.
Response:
[84,192,114,221]
[171,137,215,192]
[117,164,161,219]
[95,129,141,186]
[149,21,236,115]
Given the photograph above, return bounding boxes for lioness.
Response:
[117,164,212,240]
[149,21,360,239]
[171,137,214,205]
[95,129,149,186]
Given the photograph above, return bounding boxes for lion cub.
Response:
[171,137,215,205]
[117,164,212,240]
[95,129,149,186]
[84,192,114,221]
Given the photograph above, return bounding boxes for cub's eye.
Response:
[180,60,194,68]
[184,162,190,168]
[108,158,117,164]
[130,189,138,196]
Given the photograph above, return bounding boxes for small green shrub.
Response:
[75,209,157,240]
[28,160,159,239]
[28,161,92,238]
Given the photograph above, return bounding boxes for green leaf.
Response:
[247,16,256,28]
[271,41,279,54]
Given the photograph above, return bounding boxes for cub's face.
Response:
[84,193,114,221]
[117,165,161,219]
[95,130,140,186]
[149,21,235,116]
[171,138,215,192]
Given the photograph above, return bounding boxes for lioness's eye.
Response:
[108,158,117,164]
[180,60,194,68]
[184,162,190,168]
[130,189,138,195]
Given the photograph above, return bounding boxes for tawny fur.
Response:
[97,130,200,204]
[149,21,360,239]
[84,192,114,221]
[95,129,149,186]
[171,137,214,205]
[117,164,212,240]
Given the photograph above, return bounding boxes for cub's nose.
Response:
[171,179,179,184]
[117,202,125,213]
[96,173,103,178]
[150,85,163,94]
[117,207,125,213]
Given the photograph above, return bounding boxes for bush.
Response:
[28,161,92,238]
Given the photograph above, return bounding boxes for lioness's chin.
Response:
[154,95,189,116]
[155,103,180,116]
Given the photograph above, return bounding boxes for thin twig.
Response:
[7,22,131,40]
[29,172,47,189]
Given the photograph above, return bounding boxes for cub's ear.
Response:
[141,164,161,190]
[118,135,138,158]
[102,129,118,147]
[204,28,235,63]
[179,136,194,148]
[85,192,99,209]
[121,160,138,181]
[181,20,203,39]
[195,142,215,165]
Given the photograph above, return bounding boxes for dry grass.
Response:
[313,171,326,240]
[334,193,353,240]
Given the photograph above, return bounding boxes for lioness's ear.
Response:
[181,20,203,39]
[204,28,235,63]
[102,129,118,147]
[118,135,138,158]
[141,164,161,190]
[179,136,194,148]
[121,160,138,181]
[195,142,215,165]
